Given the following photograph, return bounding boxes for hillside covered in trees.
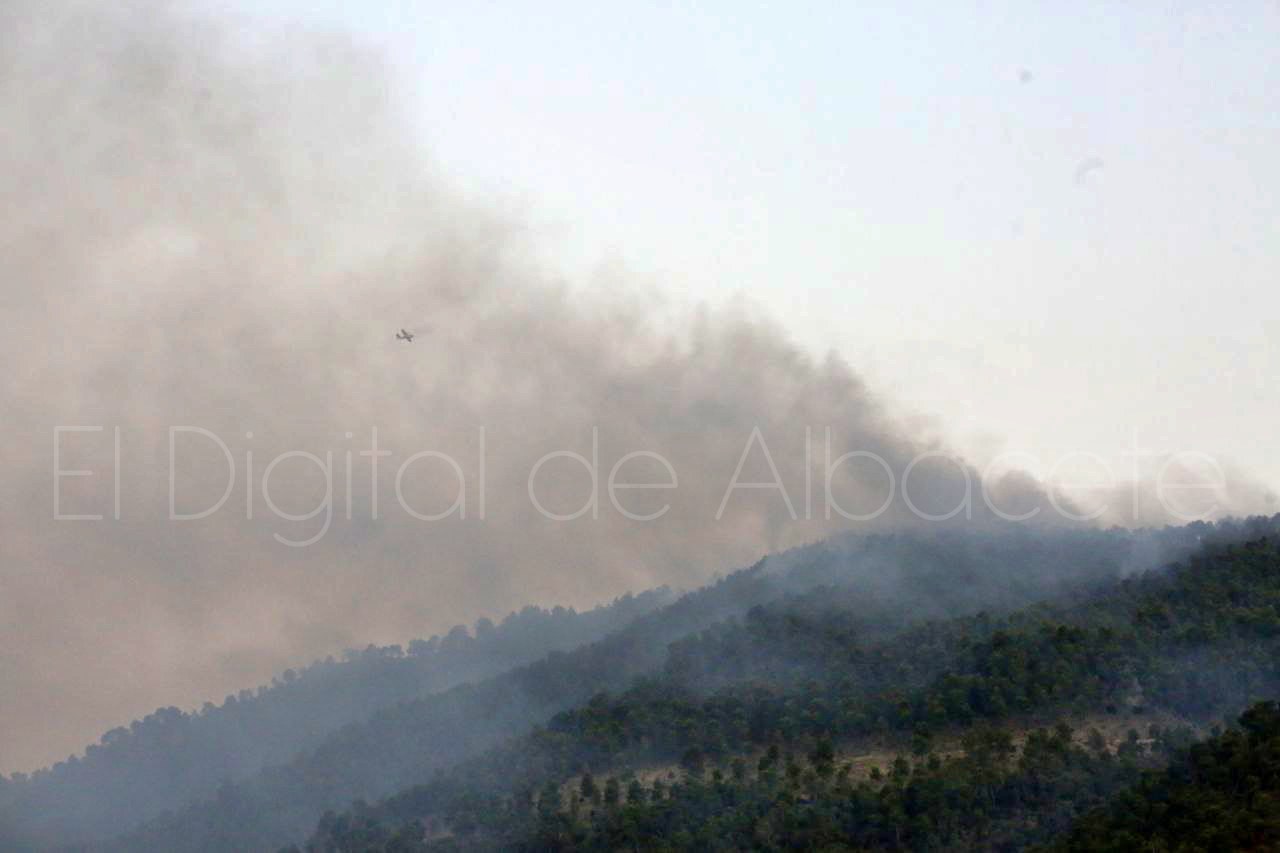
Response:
[0,591,675,846]
[297,528,1280,851]
[3,518,1279,851]
[1056,699,1280,851]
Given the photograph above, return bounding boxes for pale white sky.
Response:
[216,0,1279,489]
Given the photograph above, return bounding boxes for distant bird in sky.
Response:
[1018,68,1033,84]
[1074,157,1105,185]
[395,328,415,343]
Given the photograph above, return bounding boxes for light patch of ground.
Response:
[838,707,1200,780]
[564,706,1202,792]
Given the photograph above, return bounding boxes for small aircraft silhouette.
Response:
[1074,157,1104,186]
[395,329,415,343]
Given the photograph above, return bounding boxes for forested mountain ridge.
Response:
[0,591,674,847]
[98,523,1201,851]
[297,531,1280,851]
[4,518,1277,851]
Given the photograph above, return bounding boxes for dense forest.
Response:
[1056,700,1280,851]
[297,530,1280,851]
[3,517,1279,851]
[301,699,1280,852]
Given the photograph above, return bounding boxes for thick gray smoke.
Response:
[0,0,1263,776]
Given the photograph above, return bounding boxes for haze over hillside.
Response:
[2,0,1276,799]
[6,519,1275,850]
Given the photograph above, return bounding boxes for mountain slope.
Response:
[6,518,1273,851]
[106,522,1186,851]
[1054,700,1280,851]
[299,532,1280,851]
[0,591,673,847]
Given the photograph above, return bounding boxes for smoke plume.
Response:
[0,0,1262,775]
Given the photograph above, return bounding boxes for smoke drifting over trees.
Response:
[0,0,1267,781]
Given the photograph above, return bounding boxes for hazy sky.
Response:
[2,0,1276,775]
[226,0,1280,486]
